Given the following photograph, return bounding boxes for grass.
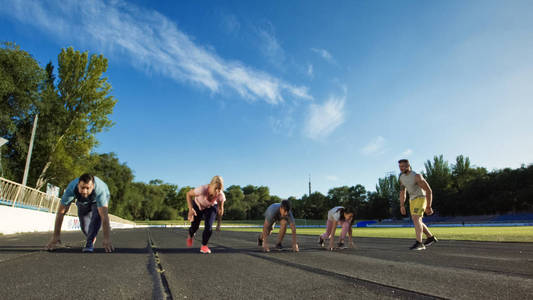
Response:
[221,226,533,242]
[133,219,533,242]
[134,219,325,227]
[135,219,264,226]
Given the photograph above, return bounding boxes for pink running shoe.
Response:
[186,237,193,247]
[200,245,212,254]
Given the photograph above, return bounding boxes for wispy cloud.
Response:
[304,96,346,140]
[307,64,314,78]
[269,112,295,137]
[362,136,386,155]
[255,21,285,66]
[400,149,413,157]
[311,48,336,64]
[220,13,240,35]
[0,0,311,105]
[326,175,339,181]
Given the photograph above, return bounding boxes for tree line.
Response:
[83,153,533,221]
[2,43,532,221]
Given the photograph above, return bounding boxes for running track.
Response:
[1,228,532,299]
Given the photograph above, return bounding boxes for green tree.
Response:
[88,152,134,217]
[176,186,193,219]
[375,174,400,219]
[289,196,303,218]
[224,185,246,220]
[424,155,453,215]
[0,43,44,181]
[124,182,146,220]
[366,192,390,220]
[327,186,352,208]
[32,47,117,190]
[345,184,367,215]
[240,185,273,219]
[300,191,328,219]
[0,43,43,136]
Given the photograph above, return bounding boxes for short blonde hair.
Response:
[210,175,224,191]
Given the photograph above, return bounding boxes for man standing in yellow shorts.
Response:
[398,159,438,250]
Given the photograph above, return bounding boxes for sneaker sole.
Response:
[425,238,438,246]
[200,250,211,254]
[410,247,426,251]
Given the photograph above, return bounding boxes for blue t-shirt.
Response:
[60,176,110,208]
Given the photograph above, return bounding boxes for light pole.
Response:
[0,137,7,178]
[22,114,38,186]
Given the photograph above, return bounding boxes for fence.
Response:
[0,176,78,217]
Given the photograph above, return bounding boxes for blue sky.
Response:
[1,0,532,198]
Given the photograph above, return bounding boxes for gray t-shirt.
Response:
[399,171,426,201]
[264,203,295,225]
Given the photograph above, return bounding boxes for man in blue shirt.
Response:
[45,174,114,253]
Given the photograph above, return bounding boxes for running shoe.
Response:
[274,243,283,250]
[423,236,438,246]
[257,236,263,247]
[318,236,325,247]
[82,246,94,253]
[82,241,94,253]
[337,242,346,249]
[409,241,426,251]
[186,236,193,247]
[200,245,212,254]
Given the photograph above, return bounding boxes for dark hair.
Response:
[341,207,356,226]
[398,159,409,164]
[79,173,95,184]
[280,200,291,211]
[337,207,346,221]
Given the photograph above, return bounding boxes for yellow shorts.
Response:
[410,197,427,216]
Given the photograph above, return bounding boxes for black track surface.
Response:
[1,228,532,299]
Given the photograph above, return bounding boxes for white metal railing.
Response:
[0,176,78,216]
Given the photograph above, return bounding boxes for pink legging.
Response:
[320,220,350,240]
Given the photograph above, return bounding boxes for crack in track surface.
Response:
[147,230,173,300]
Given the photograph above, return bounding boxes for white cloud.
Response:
[400,149,413,157]
[0,0,311,104]
[304,96,346,140]
[362,136,386,155]
[283,84,313,100]
[311,48,335,64]
[326,175,339,181]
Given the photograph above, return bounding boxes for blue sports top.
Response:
[60,176,110,208]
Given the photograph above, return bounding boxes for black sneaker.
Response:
[409,241,426,251]
[337,242,346,249]
[318,236,325,247]
[424,236,438,246]
[275,243,283,250]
